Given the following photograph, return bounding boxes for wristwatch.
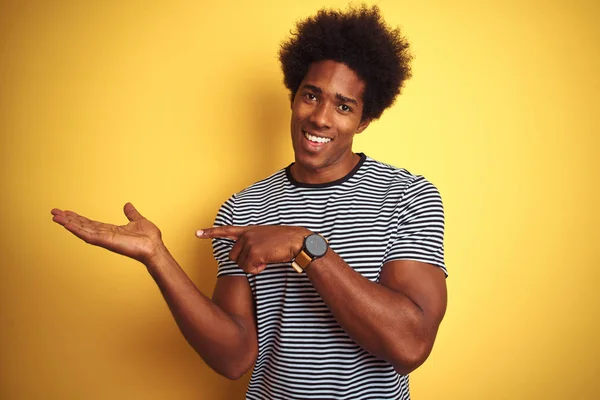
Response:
[291,233,329,273]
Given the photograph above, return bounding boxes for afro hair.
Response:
[279,4,413,121]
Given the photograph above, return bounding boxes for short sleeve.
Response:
[212,195,247,277]
[383,176,447,276]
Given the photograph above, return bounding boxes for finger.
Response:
[51,209,68,225]
[233,239,250,266]
[238,246,267,275]
[52,214,68,225]
[64,211,98,230]
[239,253,267,275]
[196,225,248,240]
[124,202,144,222]
[229,235,247,262]
[52,208,116,238]
[63,220,98,244]
[51,209,70,225]
[52,210,86,227]
[62,210,90,222]
[250,264,267,275]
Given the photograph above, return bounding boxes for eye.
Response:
[304,93,317,101]
[338,104,352,113]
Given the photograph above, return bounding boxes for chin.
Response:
[298,153,333,172]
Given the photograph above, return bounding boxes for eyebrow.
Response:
[302,84,359,106]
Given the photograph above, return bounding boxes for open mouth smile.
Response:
[303,131,332,144]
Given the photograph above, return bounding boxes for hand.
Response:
[196,225,311,274]
[51,202,165,265]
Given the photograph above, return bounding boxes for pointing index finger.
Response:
[196,225,248,240]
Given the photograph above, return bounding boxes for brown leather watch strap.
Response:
[291,250,313,273]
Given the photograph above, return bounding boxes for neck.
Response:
[290,152,361,185]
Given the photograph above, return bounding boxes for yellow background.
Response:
[1,0,598,399]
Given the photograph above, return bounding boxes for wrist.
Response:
[295,227,313,248]
[291,232,329,273]
[144,242,171,272]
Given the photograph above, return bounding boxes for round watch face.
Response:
[305,234,328,258]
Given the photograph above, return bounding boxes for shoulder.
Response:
[359,156,441,198]
[236,169,288,199]
[215,167,288,217]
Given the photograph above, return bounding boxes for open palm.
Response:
[51,202,163,264]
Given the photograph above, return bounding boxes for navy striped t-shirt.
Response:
[213,153,446,400]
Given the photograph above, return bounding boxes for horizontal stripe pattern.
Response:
[213,154,445,399]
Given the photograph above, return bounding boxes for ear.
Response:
[355,117,372,134]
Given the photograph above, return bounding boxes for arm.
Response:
[51,203,257,379]
[197,179,446,375]
[305,254,446,375]
[146,247,257,379]
[198,225,446,375]
[304,178,447,373]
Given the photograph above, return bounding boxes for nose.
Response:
[309,102,333,129]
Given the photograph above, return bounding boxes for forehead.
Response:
[301,60,366,102]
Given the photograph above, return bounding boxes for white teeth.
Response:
[304,131,331,144]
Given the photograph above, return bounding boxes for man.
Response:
[51,5,447,399]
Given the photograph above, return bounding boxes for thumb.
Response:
[124,202,144,222]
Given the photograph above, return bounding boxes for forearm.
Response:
[145,246,256,379]
[306,252,429,374]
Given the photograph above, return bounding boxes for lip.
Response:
[300,132,329,153]
[302,130,333,144]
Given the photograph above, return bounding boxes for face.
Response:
[290,60,371,184]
